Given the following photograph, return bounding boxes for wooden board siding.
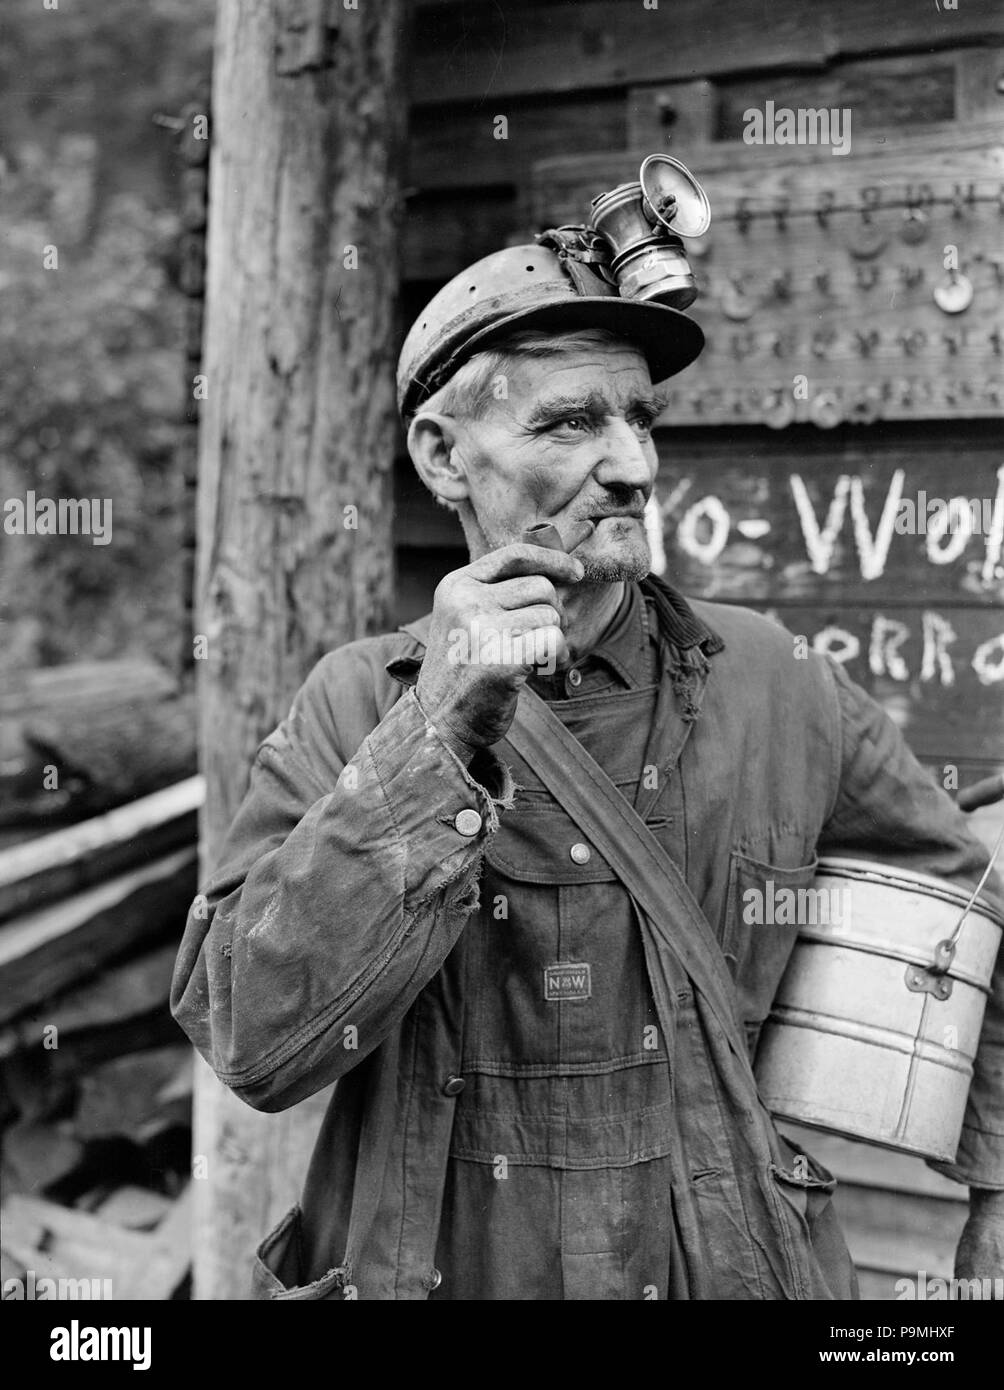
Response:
[533,125,1004,426]
[398,0,1004,1297]
[411,0,1004,106]
[650,428,1004,606]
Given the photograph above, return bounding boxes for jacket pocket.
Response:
[722,851,818,1028]
[485,803,618,885]
[251,1204,349,1301]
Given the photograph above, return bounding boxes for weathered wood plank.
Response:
[4,1195,153,1260]
[653,438,1004,606]
[408,91,626,192]
[412,0,1004,105]
[955,44,1004,121]
[626,79,717,151]
[127,1184,192,1300]
[0,660,189,825]
[741,603,1004,762]
[2,1121,85,1196]
[843,1226,958,1279]
[630,49,989,154]
[715,53,958,143]
[0,945,175,1061]
[406,44,991,192]
[0,848,197,1026]
[2,696,198,828]
[91,1187,174,1232]
[534,122,1004,426]
[74,1045,193,1143]
[837,1186,970,1247]
[0,660,177,719]
[3,1188,193,1300]
[0,1224,81,1290]
[403,188,520,280]
[0,776,203,923]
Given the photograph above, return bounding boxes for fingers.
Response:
[488,576,562,614]
[498,603,563,634]
[443,613,568,671]
[529,625,568,669]
[467,543,585,587]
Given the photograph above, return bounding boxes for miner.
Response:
[172,203,1003,1300]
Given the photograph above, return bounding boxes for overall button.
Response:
[566,667,582,689]
[569,842,592,865]
[442,1075,466,1096]
[453,809,482,837]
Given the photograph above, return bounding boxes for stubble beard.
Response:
[578,553,650,582]
[578,525,651,582]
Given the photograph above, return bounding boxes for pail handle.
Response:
[905,793,1004,999]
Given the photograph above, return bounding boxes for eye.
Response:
[545,414,590,437]
[629,412,656,436]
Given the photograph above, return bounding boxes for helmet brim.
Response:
[404,297,704,418]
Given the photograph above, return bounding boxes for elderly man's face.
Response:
[452,342,660,581]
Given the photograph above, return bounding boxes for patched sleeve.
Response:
[171,656,514,1112]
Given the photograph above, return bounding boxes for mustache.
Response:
[584,492,650,520]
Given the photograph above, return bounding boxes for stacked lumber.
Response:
[0,778,203,1300]
[3,1188,193,1301]
[0,659,197,828]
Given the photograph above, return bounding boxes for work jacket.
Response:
[171,584,1004,1300]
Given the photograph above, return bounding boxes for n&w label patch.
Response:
[543,962,592,1001]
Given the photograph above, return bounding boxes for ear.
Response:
[406,411,472,506]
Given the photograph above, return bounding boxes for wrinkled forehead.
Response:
[504,341,656,411]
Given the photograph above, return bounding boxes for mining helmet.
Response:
[397,155,713,419]
[397,239,705,420]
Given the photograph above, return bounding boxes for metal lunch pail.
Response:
[754,856,1004,1162]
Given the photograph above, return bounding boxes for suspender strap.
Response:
[505,686,752,1073]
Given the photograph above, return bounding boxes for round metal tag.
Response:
[848,387,884,424]
[900,209,929,245]
[933,272,974,314]
[810,391,843,429]
[762,392,794,429]
[847,219,888,259]
[721,283,755,321]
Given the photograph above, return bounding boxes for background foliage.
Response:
[0,0,216,669]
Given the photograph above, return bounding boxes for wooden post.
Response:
[193,0,407,1299]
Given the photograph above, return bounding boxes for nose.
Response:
[591,417,655,495]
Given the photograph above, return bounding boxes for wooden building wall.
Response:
[397,0,1004,1298]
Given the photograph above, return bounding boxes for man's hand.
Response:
[415,542,584,762]
[955,1189,1004,1282]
